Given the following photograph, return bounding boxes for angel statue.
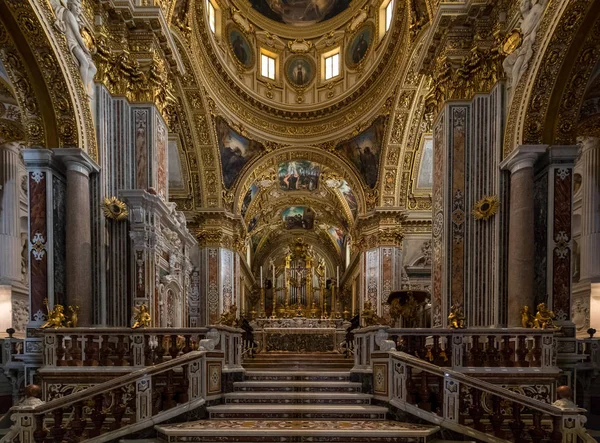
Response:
[41,299,66,328]
[521,305,534,328]
[52,0,97,97]
[66,305,79,328]
[447,304,465,329]
[533,302,555,329]
[132,303,151,329]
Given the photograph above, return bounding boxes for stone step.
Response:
[224,391,372,405]
[155,419,440,442]
[233,380,362,392]
[244,370,350,381]
[207,404,389,420]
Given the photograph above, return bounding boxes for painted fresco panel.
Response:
[338,180,358,218]
[282,206,315,229]
[241,183,259,217]
[251,0,350,25]
[278,160,320,191]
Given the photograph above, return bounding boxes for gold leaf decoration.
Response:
[472,195,499,221]
[102,197,129,221]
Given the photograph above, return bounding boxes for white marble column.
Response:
[578,137,600,281]
[500,145,546,326]
[0,142,23,285]
[54,149,99,326]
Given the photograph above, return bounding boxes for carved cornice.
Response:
[191,210,246,252]
[353,209,406,251]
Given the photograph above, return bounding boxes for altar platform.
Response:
[250,317,348,353]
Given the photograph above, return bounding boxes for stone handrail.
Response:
[387,350,593,443]
[40,326,243,370]
[5,350,212,443]
[353,326,557,372]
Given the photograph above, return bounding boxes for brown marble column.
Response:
[54,149,99,326]
[0,142,22,284]
[500,145,546,327]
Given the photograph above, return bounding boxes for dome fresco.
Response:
[250,0,352,26]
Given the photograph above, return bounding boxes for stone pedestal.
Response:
[500,145,546,326]
[53,149,99,326]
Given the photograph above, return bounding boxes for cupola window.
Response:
[207,0,216,33]
[261,52,277,80]
[385,0,393,32]
[324,52,340,80]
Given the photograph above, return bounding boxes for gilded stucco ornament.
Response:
[102,197,129,221]
[500,29,523,56]
[472,195,499,220]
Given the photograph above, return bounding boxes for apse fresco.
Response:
[278,160,320,191]
[336,116,386,188]
[338,180,358,218]
[241,183,260,217]
[251,0,351,25]
[216,117,263,189]
[282,206,315,229]
[327,226,345,250]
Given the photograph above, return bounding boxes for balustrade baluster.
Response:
[501,335,513,367]
[169,335,179,359]
[100,334,112,366]
[180,364,190,403]
[112,389,127,429]
[435,376,444,416]
[468,335,481,367]
[182,335,192,354]
[84,335,98,366]
[469,387,485,432]
[550,416,562,443]
[51,408,67,442]
[164,370,176,409]
[69,334,82,366]
[405,366,417,404]
[156,335,166,363]
[70,402,87,438]
[509,402,525,443]
[516,336,529,367]
[444,334,452,367]
[531,335,542,367]
[490,395,505,438]
[529,411,545,443]
[33,414,47,443]
[115,335,127,366]
[417,336,427,360]
[90,394,106,437]
[432,335,441,364]
[485,335,499,367]
[418,371,431,411]
[56,334,66,366]
[407,336,415,358]
[144,334,154,365]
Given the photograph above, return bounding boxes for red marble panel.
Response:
[450,107,466,308]
[29,172,47,320]
[552,168,572,318]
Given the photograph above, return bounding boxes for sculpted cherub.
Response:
[533,302,555,329]
[521,305,534,328]
[41,300,66,329]
[447,304,465,329]
[132,303,151,329]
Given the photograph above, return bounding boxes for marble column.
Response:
[500,145,546,326]
[0,142,22,285]
[578,137,600,281]
[54,149,99,326]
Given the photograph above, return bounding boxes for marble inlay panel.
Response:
[52,176,66,306]
[207,361,222,395]
[450,106,466,309]
[373,363,388,396]
[552,167,572,319]
[533,171,548,308]
[29,171,47,320]
[208,248,219,324]
[432,115,444,327]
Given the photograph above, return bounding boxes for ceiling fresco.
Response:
[278,160,320,191]
[250,0,352,26]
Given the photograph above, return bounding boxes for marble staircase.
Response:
[155,352,440,442]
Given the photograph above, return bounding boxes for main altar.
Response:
[244,238,351,353]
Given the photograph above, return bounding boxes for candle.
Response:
[260,266,263,288]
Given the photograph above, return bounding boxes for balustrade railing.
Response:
[1,330,23,366]
[388,351,594,443]
[5,351,209,443]
[353,326,557,372]
[40,326,243,370]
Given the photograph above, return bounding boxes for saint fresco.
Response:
[278,160,320,191]
[216,117,263,189]
[251,0,351,26]
[228,27,254,69]
[285,56,315,88]
[338,180,358,218]
[328,226,345,250]
[282,206,315,229]
[336,116,386,188]
[346,24,373,67]
[242,183,260,217]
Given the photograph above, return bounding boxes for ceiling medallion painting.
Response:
[278,160,320,191]
[250,0,352,26]
[336,116,386,188]
[346,23,374,68]
[282,206,315,229]
[216,117,264,188]
[228,25,254,69]
[285,55,316,89]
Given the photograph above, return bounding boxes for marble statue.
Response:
[503,0,546,91]
[53,0,97,97]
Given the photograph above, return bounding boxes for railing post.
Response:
[393,360,407,400]
[443,378,460,422]
[44,333,56,366]
[136,375,153,421]
[542,333,554,368]
[131,333,145,367]
[451,333,463,368]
